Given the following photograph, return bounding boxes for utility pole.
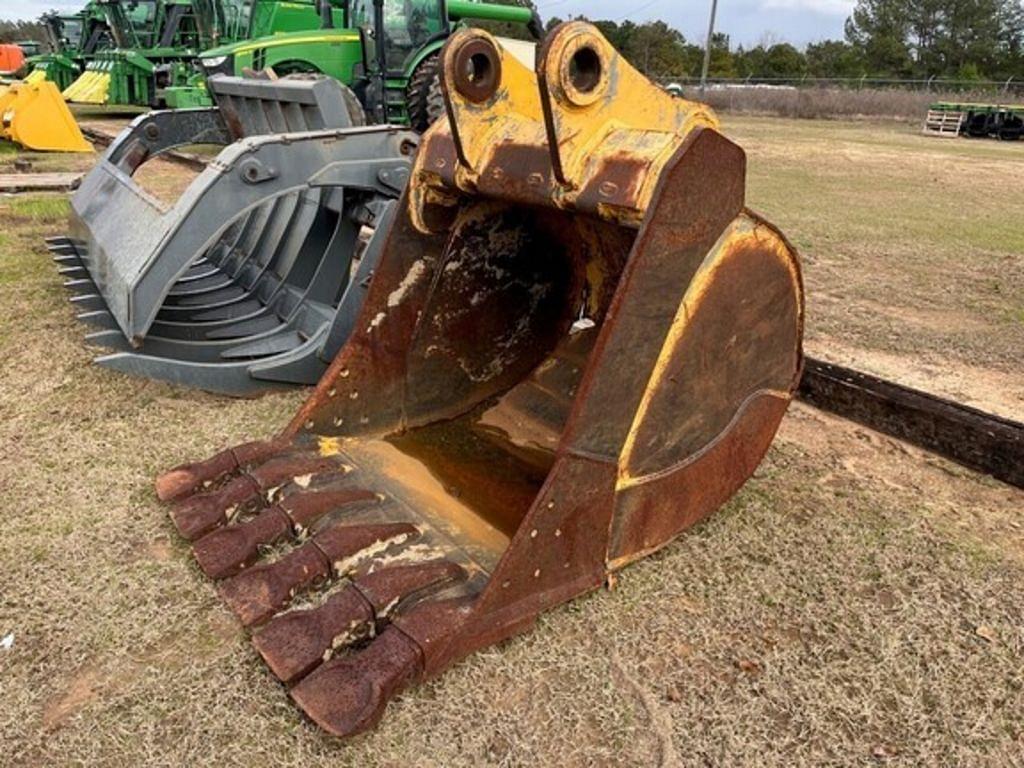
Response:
[700,0,719,93]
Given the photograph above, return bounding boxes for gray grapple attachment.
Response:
[47,75,417,396]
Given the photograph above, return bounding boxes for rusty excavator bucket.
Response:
[157,22,804,737]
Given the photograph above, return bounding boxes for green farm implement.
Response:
[183,0,542,125]
[63,0,211,107]
[923,101,1023,140]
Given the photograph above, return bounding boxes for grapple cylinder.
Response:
[159,22,804,737]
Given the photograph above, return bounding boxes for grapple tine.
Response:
[84,329,132,352]
[218,522,418,626]
[63,278,95,293]
[76,310,120,331]
[69,294,108,313]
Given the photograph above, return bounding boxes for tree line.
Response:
[0,19,47,44]
[547,0,1024,81]
[5,0,1023,81]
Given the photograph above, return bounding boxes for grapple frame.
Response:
[50,75,418,395]
[158,22,804,736]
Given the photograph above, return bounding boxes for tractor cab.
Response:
[349,0,448,75]
[101,0,205,52]
[41,14,83,54]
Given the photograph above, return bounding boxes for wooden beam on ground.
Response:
[0,172,84,193]
[799,357,1024,489]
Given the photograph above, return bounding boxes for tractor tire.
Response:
[406,53,444,133]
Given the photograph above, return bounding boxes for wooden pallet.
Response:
[922,109,964,137]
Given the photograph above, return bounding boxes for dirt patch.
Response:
[778,402,1024,563]
[42,667,102,730]
[807,335,1024,421]
[129,157,201,205]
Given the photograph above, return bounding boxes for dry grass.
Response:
[729,115,1024,419]
[0,117,1022,767]
[703,87,1019,122]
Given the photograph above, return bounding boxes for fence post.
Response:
[1006,76,1014,94]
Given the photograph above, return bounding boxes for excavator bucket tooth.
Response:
[159,22,804,737]
[0,80,92,153]
[252,560,466,683]
[52,75,416,395]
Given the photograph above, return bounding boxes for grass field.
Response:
[0,117,1021,767]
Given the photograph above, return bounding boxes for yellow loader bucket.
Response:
[23,69,47,86]
[0,81,92,153]
[63,65,111,105]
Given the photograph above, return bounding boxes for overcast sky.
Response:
[1,0,857,47]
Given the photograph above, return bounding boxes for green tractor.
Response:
[63,0,212,107]
[26,4,113,91]
[185,0,543,126]
[163,0,348,106]
[62,0,356,108]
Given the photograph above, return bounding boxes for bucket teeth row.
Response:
[156,439,285,501]
[253,560,465,683]
[289,598,473,736]
[157,441,475,735]
[191,486,381,579]
[218,521,420,626]
[169,452,349,541]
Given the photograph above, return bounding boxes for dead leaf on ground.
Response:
[975,625,997,643]
[735,659,763,675]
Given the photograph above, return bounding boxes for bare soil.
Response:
[0,118,1021,767]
